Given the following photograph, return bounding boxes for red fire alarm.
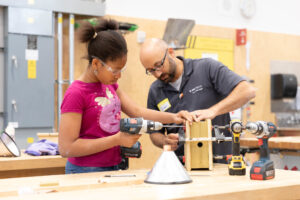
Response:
[236,29,247,46]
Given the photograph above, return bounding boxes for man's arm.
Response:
[192,81,256,121]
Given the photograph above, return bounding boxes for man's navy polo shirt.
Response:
[147,57,245,157]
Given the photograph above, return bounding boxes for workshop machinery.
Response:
[246,121,277,180]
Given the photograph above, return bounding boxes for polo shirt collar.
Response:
[178,56,193,77]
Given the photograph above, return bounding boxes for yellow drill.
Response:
[228,120,246,175]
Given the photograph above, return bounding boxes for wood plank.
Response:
[0,168,65,179]
[240,136,300,150]
[0,153,67,178]
[0,177,143,198]
[0,153,66,171]
[0,170,146,198]
[185,120,191,171]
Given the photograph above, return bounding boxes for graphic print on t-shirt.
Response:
[95,87,121,133]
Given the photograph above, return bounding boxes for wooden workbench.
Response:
[0,164,300,200]
[0,152,67,178]
[240,136,300,150]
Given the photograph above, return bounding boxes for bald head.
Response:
[139,38,168,69]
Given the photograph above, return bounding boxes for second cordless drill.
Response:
[246,121,277,180]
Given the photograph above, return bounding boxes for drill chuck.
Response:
[142,119,163,132]
[245,121,276,138]
[245,122,262,136]
[230,121,243,133]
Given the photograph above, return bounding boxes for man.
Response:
[139,38,256,162]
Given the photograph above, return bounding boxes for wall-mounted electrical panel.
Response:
[2,7,54,148]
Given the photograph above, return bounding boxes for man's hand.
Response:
[163,133,179,151]
[174,110,194,124]
[191,108,217,122]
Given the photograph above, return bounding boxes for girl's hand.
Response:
[173,110,194,124]
[117,132,141,147]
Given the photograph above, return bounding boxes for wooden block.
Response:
[184,120,213,171]
[184,121,191,171]
[40,181,60,187]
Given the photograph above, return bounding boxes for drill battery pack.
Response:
[120,141,142,158]
[250,160,275,180]
[229,167,246,176]
[228,156,246,176]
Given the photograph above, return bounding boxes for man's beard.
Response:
[159,58,177,83]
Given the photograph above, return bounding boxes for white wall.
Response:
[106,0,300,35]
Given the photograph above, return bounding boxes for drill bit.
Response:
[162,125,185,128]
[182,137,232,142]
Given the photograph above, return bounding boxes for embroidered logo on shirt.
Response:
[189,85,203,94]
[157,98,171,112]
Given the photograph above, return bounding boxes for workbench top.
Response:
[0,164,300,200]
[0,153,66,171]
[0,153,67,178]
[240,136,300,150]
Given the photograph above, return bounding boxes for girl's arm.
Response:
[58,112,140,157]
[117,88,194,124]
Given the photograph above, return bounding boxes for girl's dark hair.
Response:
[78,18,128,63]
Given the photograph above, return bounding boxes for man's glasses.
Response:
[92,56,126,75]
[145,49,168,75]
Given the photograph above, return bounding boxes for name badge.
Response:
[157,98,171,112]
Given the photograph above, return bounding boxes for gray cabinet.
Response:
[4,34,54,128]
[1,7,55,148]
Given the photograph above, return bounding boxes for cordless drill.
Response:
[120,118,163,134]
[246,121,277,180]
[228,120,246,175]
[119,118,163,158]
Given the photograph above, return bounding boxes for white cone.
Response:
[145,146,192,184]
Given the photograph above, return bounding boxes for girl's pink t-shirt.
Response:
[60,80,121,167]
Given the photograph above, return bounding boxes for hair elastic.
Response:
[93,32,97,39]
